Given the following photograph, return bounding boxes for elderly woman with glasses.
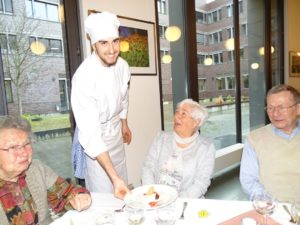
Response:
[0,116,91,225]
[142,99,216,198]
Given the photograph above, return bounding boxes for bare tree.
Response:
[0,10,46,116]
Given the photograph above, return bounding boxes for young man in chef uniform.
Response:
[71,12,132,199]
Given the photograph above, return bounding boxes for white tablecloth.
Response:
[50,193,293,225]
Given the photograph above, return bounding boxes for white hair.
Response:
[177,98,208,127]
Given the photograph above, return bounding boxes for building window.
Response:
[213,52,223,64]
[26,0,59,22]
[216,76,235,90]
[157,0,166,14]
[0,33,17,52]
[196,33,205,44]
[198,78,206,91]
[0,0,13,13]
[196,11,206,24]
[227,27,234,39]
[242,74,249,88]
[241,24,247,36]
[208,31,222,44]
[207,9,221,24]
[228,48,244,62]
[160,49,170,58]
[4,78,13,103]
[29,36,63,55]
[159,25,167,38]
[227,5,233,17]
[197,54,205,64]
[239,1,244,13]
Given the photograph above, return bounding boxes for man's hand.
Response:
[121,119,132,144]
[69,193,92,211]
[113,177,131,199]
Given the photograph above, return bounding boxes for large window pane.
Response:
[0,0,72,179]
[158,0,282,150]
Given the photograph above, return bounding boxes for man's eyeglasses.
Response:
[264,103,298,113]
[0,140,32,154]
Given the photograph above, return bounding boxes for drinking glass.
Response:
[154,204,176,225]
[125,201,145,225]
[252,192,276,225]
[94,210,115,225]
[291,202,300,223]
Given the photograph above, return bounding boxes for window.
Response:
[157,0,166,14]
[0,33,16,52]
[207,9,221,24]
[26,0,59,22]
[239,1,244,13]
[196,11,206,24]
[160,49,170,58]
[228,48,244,62]
[198,78,206,91]
[197,54,205,65]
[227,27,234,39]
[159,0,283,150]
[242,74,249,88]
[213,52,223,64]
[227,5,233,17]
[241,24,247,36]
[0,0,13,13]
[216,76,235,90]
[196,33,205,44]
[4,78,13,103]
[159,25,167,38]
[227,1,243,17]
[208,31,222,44]
[29,36,63,55]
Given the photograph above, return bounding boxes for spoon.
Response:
[283,204,296,223]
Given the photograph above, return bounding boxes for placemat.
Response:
[218,209,282,225]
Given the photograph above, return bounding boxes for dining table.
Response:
[50,192,295,225]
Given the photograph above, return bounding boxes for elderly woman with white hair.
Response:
[142,99,215,198]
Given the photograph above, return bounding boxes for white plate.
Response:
[124,184,178,210]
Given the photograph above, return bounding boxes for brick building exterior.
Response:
[0,0,69,115]
[159,0,249,102]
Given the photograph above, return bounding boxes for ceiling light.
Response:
[30,41,46,55]
[251,63,259,70]
[224,38,235,51]
[204,57,213,66]
[165,26,181,42]
[162,54,172,64]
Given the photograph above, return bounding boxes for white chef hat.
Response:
[85,12,120,44]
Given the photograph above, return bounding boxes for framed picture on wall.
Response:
[88,10,157,75]
[289,51,300,77]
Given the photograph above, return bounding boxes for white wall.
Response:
[78,1,162,187]
[285,0,300,91]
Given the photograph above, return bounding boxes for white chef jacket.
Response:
[71,52,131,192]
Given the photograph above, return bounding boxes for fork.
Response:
[114,204,125,212]
[180,202,188,219]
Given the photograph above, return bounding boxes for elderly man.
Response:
[71,11,131,199]
[240,84,300,202]
[0,116,91,225]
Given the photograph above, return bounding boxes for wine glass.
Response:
[125,200,145,225]
[291,202,300,223]
[252,192,276,225]
[154,204,176,225]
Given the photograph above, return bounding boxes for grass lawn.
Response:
[25,113,71,132]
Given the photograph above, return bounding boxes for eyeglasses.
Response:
[175,109,193,118]
[264,103,298,113]
[0,140,32,154]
